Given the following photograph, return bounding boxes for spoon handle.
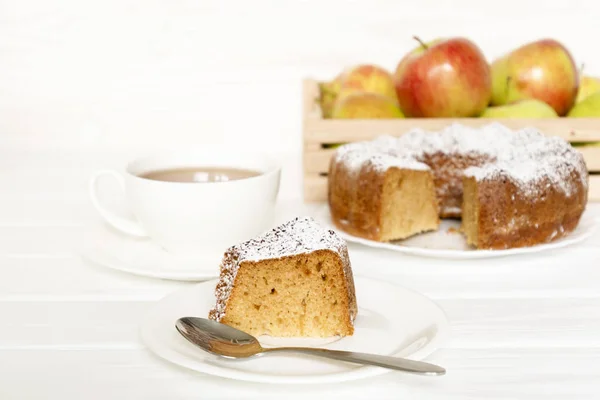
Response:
[262,347,445,376]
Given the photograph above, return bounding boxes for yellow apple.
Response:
[332,92,404,119]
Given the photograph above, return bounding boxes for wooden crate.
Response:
[302,79,600,202]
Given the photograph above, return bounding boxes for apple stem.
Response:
[412,36,428,50]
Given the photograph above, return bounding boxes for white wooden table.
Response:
[2,142,600,400]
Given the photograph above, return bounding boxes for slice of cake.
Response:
[208,216,357,337]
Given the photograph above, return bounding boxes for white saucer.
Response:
[314,205,597,259]
[140,276,448,384]
[80,222,220,281]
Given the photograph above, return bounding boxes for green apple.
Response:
[572,142,600,147]
[568,91,600,117]
[491,39,579,116]
[323,143,346,149]
[576,76,600,104]
[318,75,343,118]
[480,99,558,118]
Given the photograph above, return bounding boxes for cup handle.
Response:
[89,170,148,237]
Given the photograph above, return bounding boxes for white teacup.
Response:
[89,149,281,256]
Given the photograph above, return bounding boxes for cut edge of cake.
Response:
[379,167,440,242]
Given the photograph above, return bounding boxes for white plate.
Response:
[80,222,220,281]
[314,205,597,259]
[140,276,448,384]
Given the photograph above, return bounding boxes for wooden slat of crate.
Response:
[302,78,600,202]
[591,175,600,202]
[577,146,600,171]
[305,118,600,143]
[304,173,328,203]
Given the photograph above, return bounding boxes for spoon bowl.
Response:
[176,317,264,359]
[175,317,446,376]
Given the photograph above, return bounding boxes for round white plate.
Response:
[314,205,597,259]
[140,276,448,384]
[80,222,220,281]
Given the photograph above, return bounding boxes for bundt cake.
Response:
[208,216,357,337]
[328,123,588,250]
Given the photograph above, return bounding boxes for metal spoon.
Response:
[175,317,445,376]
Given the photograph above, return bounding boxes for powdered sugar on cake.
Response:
[463,130,588,197]
[208,217,352,322]
[333,122,588,197]
[334,136,429,173]
[235,216,347,262]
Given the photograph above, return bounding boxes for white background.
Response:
[3,0,600,152]
[2,1,600,399]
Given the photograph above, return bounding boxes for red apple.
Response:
[490,39,579,116]
[337,64,398,103]
[394,37,492,118]
[318,64,397,118]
